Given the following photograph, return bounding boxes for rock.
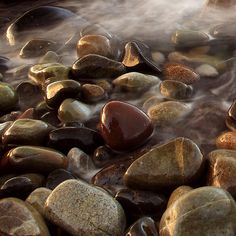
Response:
[124,137,204,191]
[41,111,61,127]
[0,197,50,235]
[2,119,53,147]
[0,82,18,114]
[113,72,160,92]
[152,51,165,64]
[58,98,92,123]
[94,79,112,93]
[147,101,190,126]
[159,80,192,100]
[210,21,236,39]
[71,54,126,79]
[46,80,81,108]
[195,64,219,78]
[26,187,52,217]
[99,101,153,151]
[216,131,236,150]
[0,146,67,174]
[81,83,106,103]
[44,179,126,236]
[39,51,60,64]
[163,63,200,85]
[159,187,236,236]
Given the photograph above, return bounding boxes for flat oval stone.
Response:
[195,64,219,78]
[124,137,204,191]
[0,146,67,174]
[71,54,126,79]
[58,98,92,123]
[216,131,236,150]
[163,63,200,85]
[113,72,160,92]
[81,83,106,103]
[46,80,81,108]
[159,187,236,236]
[0,82,18,113]
[48,127,104,154]
[0,197,50,235]
[44,179,126,236]
[2,119,53,147]
[100,101,153,151]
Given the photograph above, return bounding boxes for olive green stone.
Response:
[58,98,92,123]
[160,187,236,236]
[124,137,203,191]
[0,82,18,113]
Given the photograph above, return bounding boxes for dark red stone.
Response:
[99,101,153,151]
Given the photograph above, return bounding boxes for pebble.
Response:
[151,51,165,64]
[195,64,219,78]
[81,83,106,103]
[216,131,236,150]
[159,187,236,236]
[44,179,126,236]
[124,137,204,191]
[39,51,60,64]
[0,197,50,235]
[99,101,153,151]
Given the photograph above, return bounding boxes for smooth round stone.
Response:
[48,127,104,154]
[71,54,126,79]
[167,186,193,207]
[115,188,166,222]
[45,179,126,236]
[81,83,106,103]
[0,146,67,173]
[163,63,200,85]
[77,35,113,58]
[46,169,75,190]
[0,56,9,73]
[39,51,60,64]
[228,100,236,121]
[113,72,160,92]
[216,131,236,150]
[159,187,236,236]
[124,217,159,236]
[159,80,192,100]
[35,101,52,117]
[67,147,95,179]
[195,64,219,78]
[46,80,81,108]
[58,98,92,123]
[19,173,45,189]
[20,39,58,58]
[0,174,16,188]
[26,187,52,217]
[142,96,163,112]
[0,82,18,113]
[2,119,53,146]
[152,51,165,64]
[41,111,61,127]
[210,22,236,38]
[28,63,70,86]
[147,101,190,126]
[0,197,50,235]
[207,149,236,198]
[100,101,153,151]
[124,137,204,191]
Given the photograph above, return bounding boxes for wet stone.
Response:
[228,100,236,121]
[81,83,106,103]
[48,127,104,154]
[2,119,53,147]
[94,79,112,93]
[41,111,61,127]
[0,111,21,123]
[0,174,16,188]
[0,197,50,235]
[100,101,153,151]
[159,80,193,100]
[20,39,58,58]
[46,80,81,108]
[147,101,190,126]
[163,63,200,85]
[113,72,160,92]
[71,54,126,79]
[124,217,159,236]
[0,146,67,174]
[159,187,236,236]
[216,131,236,150]
[124,137,204,191]
[44,179,126,236]
[19,173,45,189]
[195,64,219,78]
[58,98,92,123]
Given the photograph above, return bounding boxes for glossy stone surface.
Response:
[100,101,153,151]
[71,54,126,79]
[159,187,236,236]
[81,83,106,103]
[216,131,236,150]
[0,197,50,235]
[45,179,126,236]
[0,146,67,173]
[124,137,204,191]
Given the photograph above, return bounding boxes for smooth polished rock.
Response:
[100,101,153,151]
[81,83,106,103]
[44,179,126,236]
[216,131,236,150]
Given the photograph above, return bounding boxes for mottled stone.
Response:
[124,137,204,191]
[100,101,153,151]
[81,83,106,103]
[159,187,236,236]
[216,131,236,150]
[195,64,219,78]
[0,197,50,235]
[45,179,126,236]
